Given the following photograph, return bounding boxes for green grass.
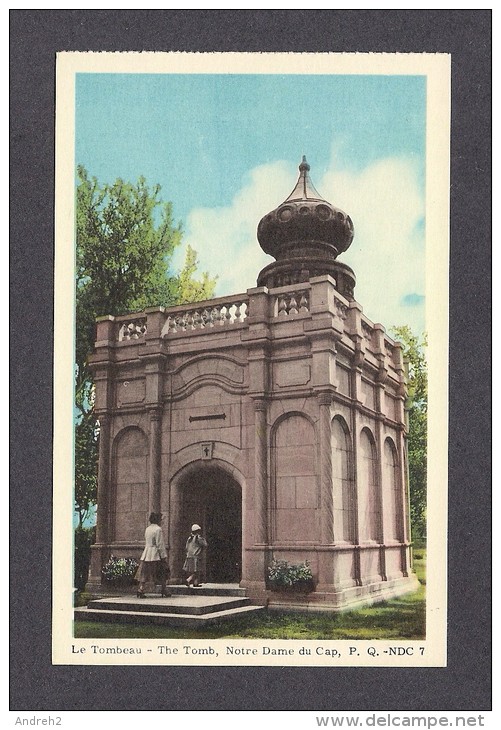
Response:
[74,552,426,641]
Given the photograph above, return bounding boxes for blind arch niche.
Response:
[112,426,149,543]
[331,416,355,543]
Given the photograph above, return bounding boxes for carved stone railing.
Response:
[273,285,310,318]
[334,296,348,321]
[361,319,374,346]
[117,317,147,341]
[162,294,248,336]
[385,341,394,360]
[359,317,400,366]
[105,279,361,346]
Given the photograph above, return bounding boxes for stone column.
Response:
[318,391,334,546]
[141,323,167,536]
[398,354,411,576]
[95,412,111,545]
[374,337,388,580]
[398,428,411,577]
[148,407,162,515]
[373,410,387,581]
[88,411,112,588]
[242,287,271,592]
[315,391,335,592]
[346,300,365,586]
[350,334,364,587]
[253,398,268,546]
[86,319,115,590]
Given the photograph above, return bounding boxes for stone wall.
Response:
[87,276,418,609]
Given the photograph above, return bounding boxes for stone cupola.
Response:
[257,156,356,299]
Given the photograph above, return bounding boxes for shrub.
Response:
[102,556,139,585]
[267,560,313,588]
[74,526,96,591]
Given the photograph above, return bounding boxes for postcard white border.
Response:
[53,51,450,667]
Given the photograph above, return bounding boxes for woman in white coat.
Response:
[135,512,170,598]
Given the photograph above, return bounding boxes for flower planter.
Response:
[101,556,139,589]
[102,578,137,590]
[267,560,314,594]
[269,579,315,594]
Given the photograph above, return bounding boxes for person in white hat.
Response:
[183,523,208,587]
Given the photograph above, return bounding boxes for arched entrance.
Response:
[179,465,242,583]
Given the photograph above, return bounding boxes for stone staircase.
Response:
[74,584,265,629]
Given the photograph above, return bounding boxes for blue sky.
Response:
[76,72,426,334]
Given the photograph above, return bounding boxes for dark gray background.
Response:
[10,9,491,712]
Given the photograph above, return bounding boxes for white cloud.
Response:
[175,155,426,335]
[174,160,292,295]
[319,156,425,334]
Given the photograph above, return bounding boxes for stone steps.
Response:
[86,594,251,616]
[75,584,265,628]
[163,584,247,597]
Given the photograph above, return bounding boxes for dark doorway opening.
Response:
[181,466,242,583]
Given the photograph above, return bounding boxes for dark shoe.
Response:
[161,590,171,597]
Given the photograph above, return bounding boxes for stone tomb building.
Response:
[87,158,419,610]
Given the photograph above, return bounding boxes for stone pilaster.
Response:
[148,407,162,515]
[317,391,334,546]
[400,421,412,576]
[95,412,111,545]
[398,356,412,575]
[374,413,387,581]
[349,311,364,586]
[253,398,269,546]
[87,412,112,589]
[350,340,363,545]
[374,327,387,579]
[140,334,167,525]
[87,323,115,591]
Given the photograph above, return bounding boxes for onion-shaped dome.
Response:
[257,156,354,261]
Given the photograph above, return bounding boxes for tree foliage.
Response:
[75,166,217,525]
[392,325,427,539]
[74,404,98,528]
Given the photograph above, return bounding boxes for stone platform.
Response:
[74,584,265,629]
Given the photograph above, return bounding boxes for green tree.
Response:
[75,166,217,526]
[392,325,427,539]
[75,405,98,528]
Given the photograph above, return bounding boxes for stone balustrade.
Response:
[163,295,249,336]
[117,317,147,341]
[275,286,310,317]
[361,319,374,346]
[385,341,395,361]
[359,315,400,364]
[107,282,398,361]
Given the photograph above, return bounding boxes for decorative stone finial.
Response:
[299,155,310,171]
[256,157,356,296]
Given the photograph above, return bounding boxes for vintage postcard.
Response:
[53,51,450,667]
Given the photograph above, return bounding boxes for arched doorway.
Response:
[179,465,242,583]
